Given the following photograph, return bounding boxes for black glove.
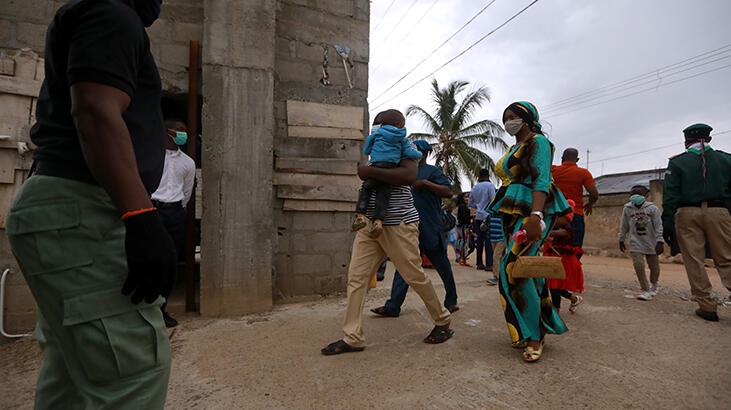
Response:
[122,210,178,304]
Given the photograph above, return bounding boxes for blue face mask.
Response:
[630,194,645,206]
[132,0,163,27]
[171,131,188,146]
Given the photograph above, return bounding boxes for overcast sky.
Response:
[366,0,731,182]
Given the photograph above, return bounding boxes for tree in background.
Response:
[406,79,507,192]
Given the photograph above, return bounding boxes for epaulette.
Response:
[668,151,687,160]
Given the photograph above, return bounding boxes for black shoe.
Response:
[162,311,178,328]
[376,273,385,281]
[695,308,719,322]
[475,264,486,271]
[370,306,399,317]
[447,305,460,313]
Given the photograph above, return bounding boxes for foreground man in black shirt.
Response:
[6,1,175,408]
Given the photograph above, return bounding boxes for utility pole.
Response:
[586,149,590,170]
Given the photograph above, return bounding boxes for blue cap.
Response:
[412,140,433,152]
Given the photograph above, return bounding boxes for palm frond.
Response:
[405,105,441,134]
[408,79,506,186]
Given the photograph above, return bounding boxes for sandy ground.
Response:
[2,254,730,409]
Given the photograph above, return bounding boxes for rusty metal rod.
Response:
[184,40,200,312]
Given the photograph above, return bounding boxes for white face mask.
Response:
[370,124,381,134]
[504,119,524,136]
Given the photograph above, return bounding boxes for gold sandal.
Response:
[522,340,545,362]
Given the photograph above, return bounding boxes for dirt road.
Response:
[2,255,730,409]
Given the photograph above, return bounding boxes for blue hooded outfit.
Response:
[355,125,422,220]
[363,125,422,164]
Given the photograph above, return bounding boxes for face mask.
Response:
[630,194,645,206]
[131,0,163,27]
[370,124,381,134]
[504,119,524,136]
[170,130,187,146]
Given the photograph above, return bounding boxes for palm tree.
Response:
[406,79,507,193]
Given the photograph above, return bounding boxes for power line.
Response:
[542,46,731,115]
[589,143,679,163]
[543,44,731,111]
[368,0,498,105]
[585,129,731,164]
[370,0,439,76]
[371,0,397,33]
[543,62,731,118]
[370,0,422,52]
[370,0,540,112]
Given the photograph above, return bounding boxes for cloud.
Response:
[368,0,731,180]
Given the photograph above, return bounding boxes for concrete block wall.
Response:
[0,48,43,334]
[0,0,61,52]
[148,0,203,94]
[0,0,373,315]
[272,0,370,299]
[583,179,665,254]
[0,0,202,95]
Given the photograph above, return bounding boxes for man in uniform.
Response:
[662,123,731,322]
[6,0,175,408]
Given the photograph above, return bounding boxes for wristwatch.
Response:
[530,211,544,220]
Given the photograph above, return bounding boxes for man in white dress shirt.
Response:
[151,118,195,327]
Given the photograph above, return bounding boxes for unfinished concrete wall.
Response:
[0,0,57,53]
[0,0,203,89]
[272,0,370,299]
[199,0,277,315]
[1,0,372,320]
[0,49,43,334]
[149,0,204,93]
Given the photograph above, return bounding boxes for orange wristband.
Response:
[121,207,156,220]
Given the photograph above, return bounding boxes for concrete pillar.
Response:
[200,0,276,315]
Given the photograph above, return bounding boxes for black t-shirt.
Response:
[31,0,165,193]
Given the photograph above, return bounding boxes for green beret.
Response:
[683,123,712,139]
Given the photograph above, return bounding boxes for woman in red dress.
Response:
[545,200,584,313]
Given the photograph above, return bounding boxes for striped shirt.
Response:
[365,184,420,225]
[489,214,504,243]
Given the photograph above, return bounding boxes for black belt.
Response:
[152,199,182,208]
[34,160,98,185]
[678,199,727,208]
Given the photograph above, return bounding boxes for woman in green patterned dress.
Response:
[489,101,571,362]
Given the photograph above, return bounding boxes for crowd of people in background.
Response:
[329,101,730,365]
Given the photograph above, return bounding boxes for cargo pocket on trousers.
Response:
[6,201,93,276]
[64,288,170,383]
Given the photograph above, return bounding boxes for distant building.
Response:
[583,169,666,253]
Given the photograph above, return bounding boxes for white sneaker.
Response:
[649,283,659,296]
[637,291,653,301]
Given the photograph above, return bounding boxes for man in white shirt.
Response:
[468,169,496,271]
[151,118,196,327]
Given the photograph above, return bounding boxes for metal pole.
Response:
[1,268,33,338]
[184,40,200,312]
